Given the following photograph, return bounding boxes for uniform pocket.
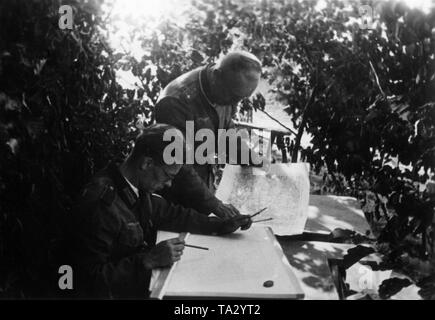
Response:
[118,221,144,248]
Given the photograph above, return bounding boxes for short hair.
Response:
[216,51,262,75]
[130,123,184,165]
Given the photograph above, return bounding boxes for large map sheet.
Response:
[150,226,304,299]
[216,163,310,236]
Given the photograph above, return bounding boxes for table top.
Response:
[151,194,376,300]
[278,194,377,299]
[277,240,381,300]
[305,195,373,238]
[151,227,304,299]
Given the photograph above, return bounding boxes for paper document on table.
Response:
[216,163,310,236]
[150,226,304,299]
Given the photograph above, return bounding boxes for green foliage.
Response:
[209,0,435,270]
[0,0,144,297]
[0,0,434,298]
[122,0,435,296]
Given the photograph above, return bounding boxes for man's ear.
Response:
[140,156,153,171]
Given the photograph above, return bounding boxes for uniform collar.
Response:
[199,64,216,108]
[107,162,140,209]
[124,176,139,198]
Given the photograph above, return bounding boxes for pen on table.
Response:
[252,217,273,224]
[184,244,209,250]
[250,207,268,219]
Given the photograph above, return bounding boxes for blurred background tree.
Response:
[0,0,434,298]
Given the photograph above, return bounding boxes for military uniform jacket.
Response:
[71,163,221,299]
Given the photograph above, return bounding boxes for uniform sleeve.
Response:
[155,96,193,132]
[72,189,152,298]
[155,97,223,214]
[169,164,222,213]
[149,194,223,235]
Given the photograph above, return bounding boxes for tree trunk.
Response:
[292,87,317,163]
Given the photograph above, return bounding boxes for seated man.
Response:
[70,124,251,299]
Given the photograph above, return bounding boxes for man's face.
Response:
[218,69,261,106]
[138,161,182,193]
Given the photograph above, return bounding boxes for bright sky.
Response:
[316,0,433,12]
[106,0,434,87]
[109,0,434,22]
[106,0,433,55]
[109,0,189,19]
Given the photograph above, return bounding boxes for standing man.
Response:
[70,124,251,299]
[155,51,262,219]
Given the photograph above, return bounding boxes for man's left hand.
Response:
[213,202,241,219]
[210,214,253,235]
[213,203,253,232]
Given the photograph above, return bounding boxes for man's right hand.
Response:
[213,202,241,219]
[147,237,185,268]
[209,215,252,235]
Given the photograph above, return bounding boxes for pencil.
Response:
[252,217,273,224]
[250,207,268,219]
[185,244,209,250]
